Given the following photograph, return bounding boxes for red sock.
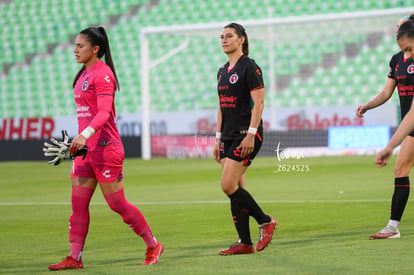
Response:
[69,185,95,260]
[70,243,83,261]
[104,189,158,248]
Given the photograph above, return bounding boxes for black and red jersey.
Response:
[217,55,264,140]
[388,51,414,120]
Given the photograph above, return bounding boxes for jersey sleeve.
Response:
[246,62,264,93]
[217,64,226,82]
[89,70,116,131]
[387,53,398,79]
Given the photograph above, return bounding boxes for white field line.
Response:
[0,199,390,206]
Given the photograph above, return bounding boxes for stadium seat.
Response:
[0,0,408,117]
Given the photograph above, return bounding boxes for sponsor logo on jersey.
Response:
[104,75,111,83]
[408,64,414,74]
[233,148,241,157]
[229,73,239,84]
[219,95,237,108]
[81,79,89,91]
[256,68,262,75]
[103,170,111,178]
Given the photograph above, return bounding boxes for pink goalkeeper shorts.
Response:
[71,148,124,183]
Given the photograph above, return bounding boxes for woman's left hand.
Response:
[70,135,87,156]
[237,134,255,158]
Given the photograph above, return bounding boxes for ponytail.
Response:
[73,26,120,91]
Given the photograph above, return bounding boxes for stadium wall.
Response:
[0,103,399,161]
[0,137,142,161]
[0,131,326,161]
[0,105,396,140]
[0,127,399,161]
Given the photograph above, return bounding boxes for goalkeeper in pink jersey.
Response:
[48,26,163,271]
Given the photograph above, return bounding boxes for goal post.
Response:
[139,7,414,160]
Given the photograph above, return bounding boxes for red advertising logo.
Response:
[287,113,363,130]
[0,117,55,140]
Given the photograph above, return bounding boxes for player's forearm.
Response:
[88,109,110,133]
[85,94,113,138]
[387,109,414,149]
[249,98,264,129]
[216,108,222,133]
[365,78,395,110]
[365,91,392,110]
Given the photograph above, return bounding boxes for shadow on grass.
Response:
[275,228,376,247]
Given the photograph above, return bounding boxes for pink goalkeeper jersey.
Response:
[74,60,123,152]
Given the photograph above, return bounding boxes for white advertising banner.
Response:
[115,103,397,135]
[0,103,398,140]
[267,102,397,131]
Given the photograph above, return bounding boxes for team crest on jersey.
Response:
[81,79,89,91]
[229,73,239,84]
[408,64,414,74]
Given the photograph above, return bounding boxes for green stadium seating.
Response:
[0,0,407,118]
[0,0,142,70]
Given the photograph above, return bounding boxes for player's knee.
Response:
[106,199,124,214]
[394,165,411,177]
[106,198,136,225]
[221,181,237,195]
[121,214,134,227]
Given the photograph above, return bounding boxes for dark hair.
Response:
[224,22,249,56]
[397,19,414,41]
[73,26,120,91]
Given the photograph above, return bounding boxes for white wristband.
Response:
[248,127,257,135]
[80,126,95,139]
[216,132,221,139]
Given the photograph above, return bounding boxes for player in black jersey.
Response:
[356,16,414,240]
[213,23,276,255]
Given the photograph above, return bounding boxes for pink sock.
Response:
[69,186,95,260]
[104,189,158,248]
[70,243,83,261]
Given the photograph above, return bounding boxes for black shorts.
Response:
[219,134,263,166]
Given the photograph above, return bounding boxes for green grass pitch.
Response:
[1,155,414,274]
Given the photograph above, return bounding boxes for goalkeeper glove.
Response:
[43,130,87,165]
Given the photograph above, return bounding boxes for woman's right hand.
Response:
[69,135,87,157]
[355,105,368,118]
